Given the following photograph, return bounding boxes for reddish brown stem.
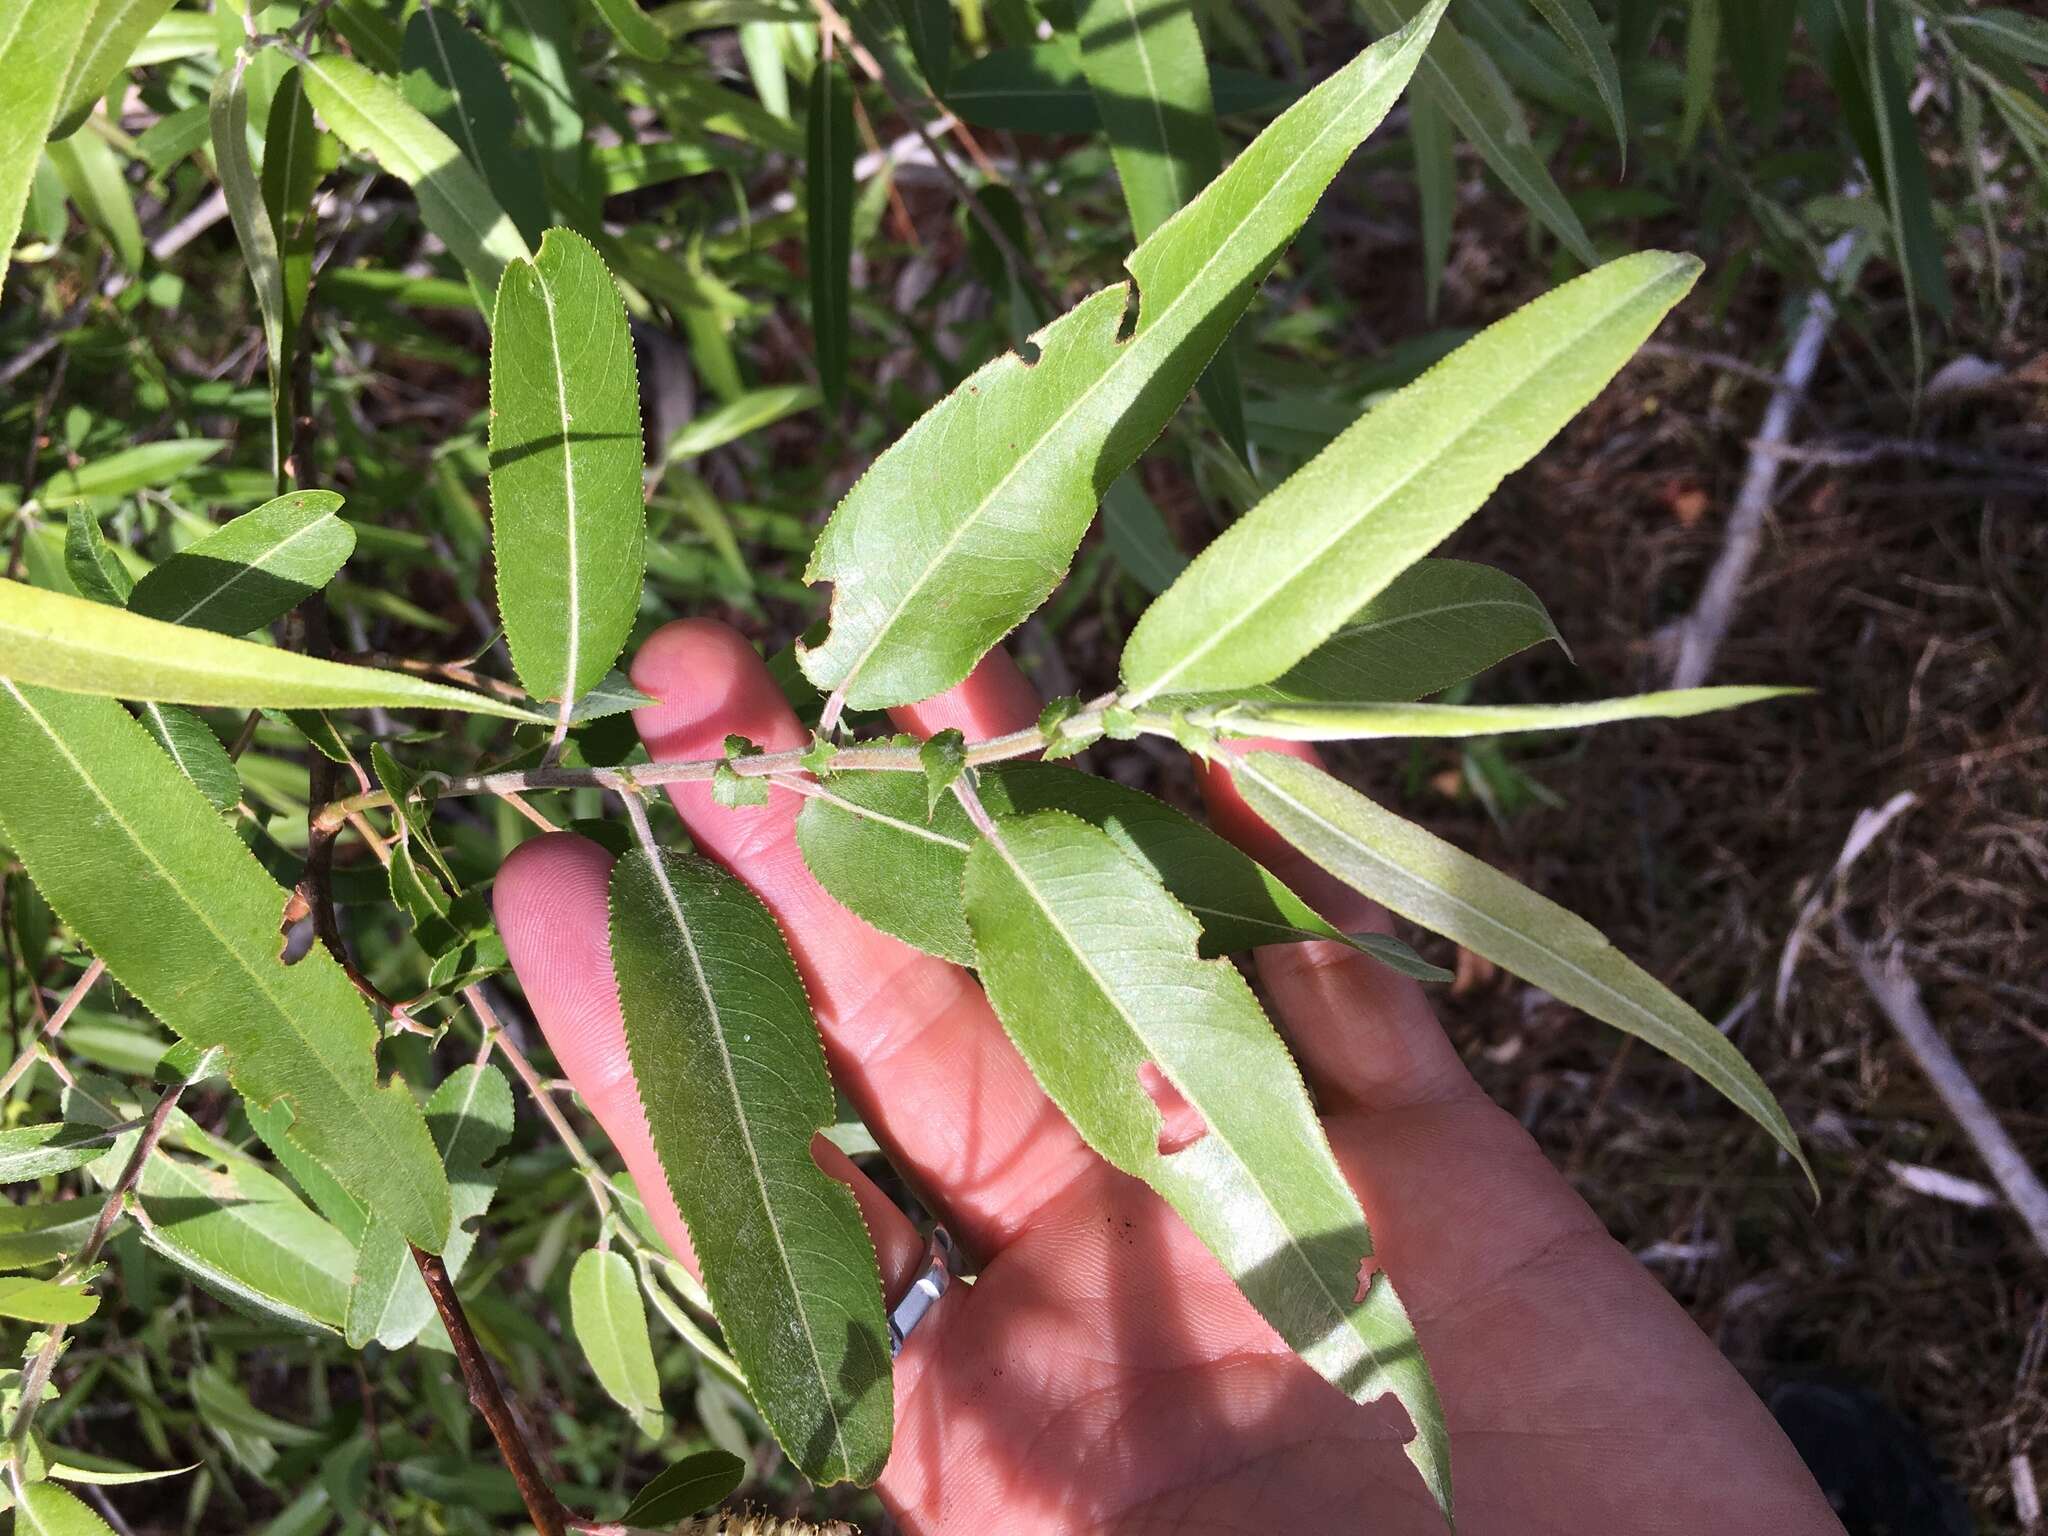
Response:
[409,1246,569,1536]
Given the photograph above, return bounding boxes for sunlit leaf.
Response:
[45,121,141,271]
[1121,252,1699,702]
[401,6,549,246]
[63,508,133,607]
[16,1482,117,1536]
[211,53,290,473]
[0,578,543,718]
[135,703,239,809]
[584,0,670,59]
[0,683,454,1250]
[127,490,355,635]
[489,227,646,709]
[610,846,892,1484]
[964,810,1450,1518]
[0,1275,99,1325]
[799,2,1450,710]
[298,51,533,302]
[34,440,226,508]
[1527,0,1625,155]
[0,1124,113,1184]
[0,1199,98,1271]
[1187,686,1801,740]
[570,1247,664,1435]
[1228,751,1813,1185]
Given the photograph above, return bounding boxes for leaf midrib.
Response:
[530,252,584,709]
[826,43,1401,696]
[1237,755,1782,1130]
[1129,266,1673,701]
[981,820,1366,1346]
[635,850,852,1471]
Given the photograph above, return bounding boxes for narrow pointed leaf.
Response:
[1203,558,1565,705]
[0,578,543,718]
[1527,0,1625,155]
[0,0,92,299]
[806,58,855,405]
[1229,751,1812,1184]
[798,761,1383,966]
[298,51,533,301]
[261,67,327,432]
[489,227,646,707]
[35,440,225,508]
[1409,87,1452,317]
[1192,686,1802,741]
[401,7,549,246]
[0,683,453,1250]
[211,55,289,474]
[127,490,355,635]
[571,1247,665,1434]
[46,128,141,270]
[610,846,892,1485]
[0,1276,99,1325]
[798,2,1451,710]
[136,703,240,808]
[964,811,1450,1517]
[620,1450,747,1526]
[1122,252,1700,702]
[348,1063,515,1350]
[1072,0,1244,451]
[1356,0,1596,265]
[52,0,177,140]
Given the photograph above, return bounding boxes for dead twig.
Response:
[1843,933,2048,1261]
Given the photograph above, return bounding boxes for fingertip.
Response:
[631,618,808,760]
[890,647,1041,741]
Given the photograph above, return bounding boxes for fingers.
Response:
[1199,740,1477,1113]
[492,832,925,1299]
[887,648,1040,742]
[628,622,1100,1257]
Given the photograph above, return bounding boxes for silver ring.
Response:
[888,1225,958,1356]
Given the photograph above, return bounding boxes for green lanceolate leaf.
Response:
[1527,0,1624,156]
[0,578,543,718]
[489,227,646,709]
[136,703,239,809]
[211,54,290,476]
[45,126,141,270]
[52,0,177,140]
[34,439,225,508]
[807,57,855,405]
[138,1151,354,1332]
[401,6,549,246]
[620,1450,747,1526]
[0,0,91,299]
[1356,0,1594,265]
[64,507,133,606]
[1228,751,1813,1186]
[797,762,1403,968]
[1409,86,1452,316]
[609,846,892,1485]
[964,811,1450,1518]
[798,1,1451,711]
[298,50,533,302]
[570,1247,665,1435]
[1189,686,1802,741]
[1121,252,1700,702]
[0,684,454,1250]
[1072,0,1244,452]
[347,1062,514,1350]
[1206,558,1565,705]
[262,66,328,432]
[0,1123,115,1183]
[17,1482,118,1536]
[127,490,355,634]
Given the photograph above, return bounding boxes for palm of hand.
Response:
[494,621,1839,1535]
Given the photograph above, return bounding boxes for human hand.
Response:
[494,619,1842,1535]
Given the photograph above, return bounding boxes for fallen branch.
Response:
[1665,227,1858,689]
[1844,934,2048,1260]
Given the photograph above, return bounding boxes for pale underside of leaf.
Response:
[1194,685,1803,740]
[1230,751,1812,1187]
[964,811,1450,1517]
[797,0,1450,711]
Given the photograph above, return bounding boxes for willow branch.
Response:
[0,957,106,1100]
